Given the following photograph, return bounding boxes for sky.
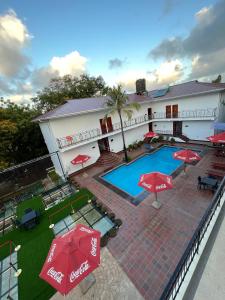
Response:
[0,0,224,104]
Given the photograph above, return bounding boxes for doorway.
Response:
[98,138,110,153]
[173,121,182,135]
[148,108,152,119]
[148,122,153,132]
[172,105,178,118]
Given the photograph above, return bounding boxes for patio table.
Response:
[21,210,37,227]
[201,177,218,188]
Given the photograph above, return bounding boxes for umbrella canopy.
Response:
[207,132,225,144]
[173,149,201,163]
[138,172,173,193]
[144,131,158,138]
[39,224,100,295]
[71,154,90,165]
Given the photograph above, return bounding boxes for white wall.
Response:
[60,141,100,175]
[153,121,173,134]
[182,121,214,140]
[48,93,220,140]
[39,122,65,177]
[148,93,219,115]
[109,124,148,152]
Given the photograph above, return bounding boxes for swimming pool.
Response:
[101,146,184,197]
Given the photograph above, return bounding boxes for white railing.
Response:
[57,108,216,149]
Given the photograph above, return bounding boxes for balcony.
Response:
[57,108,216,149]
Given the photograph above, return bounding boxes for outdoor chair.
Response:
[206,170,224,180]
[108,212,115,221]
[12,219,22,229]
[36,210,41,224]
[197,176,207,190]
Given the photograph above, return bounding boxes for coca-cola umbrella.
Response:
[207,132,225,144]
[40,224,101,296]
[173,149,201,173]
[71,154,91,168]
[138,172,173,209]
[144,131,158,139]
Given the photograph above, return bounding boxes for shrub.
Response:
[108,212,115,221]
[138,140,143,147]
[170,137,176,144]
[114,218,123,228]
[108,227,118,238]
[100,235,109,247]
[157,135,164,142]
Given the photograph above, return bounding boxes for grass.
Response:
[0,188,93,300]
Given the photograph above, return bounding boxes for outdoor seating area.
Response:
[197,176,219,192]
[50,197,122,247]
[15,209,41,230]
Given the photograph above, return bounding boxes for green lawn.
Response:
[0,188,93,300]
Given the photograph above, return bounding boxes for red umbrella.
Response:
[207,132,225,144]
[144,131,158,138]
[39,224,100,295]
[71,154,90,168]
[173,149,201,173]
[138,172,173,209]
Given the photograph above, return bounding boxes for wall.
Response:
[182,121,214,140]
[108,124,148,152]
[39,122,65,177]
[60,141,100,175]
[148,93,219,115]
[49,103,150,139]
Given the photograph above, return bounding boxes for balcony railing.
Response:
[57,108,216,149]
[160,176,225,300]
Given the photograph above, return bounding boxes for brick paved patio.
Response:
[72,145,223,300]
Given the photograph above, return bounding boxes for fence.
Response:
[160,176,225,300]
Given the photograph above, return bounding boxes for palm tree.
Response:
[105,85,140,162]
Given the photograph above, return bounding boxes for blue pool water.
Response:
[101,146,183,197]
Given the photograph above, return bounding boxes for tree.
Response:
[105,85,140,162]
[212,75,222,83]
[0,99,47,169]
[32,74,109,112]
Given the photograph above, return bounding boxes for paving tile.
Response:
[72,147,217,300]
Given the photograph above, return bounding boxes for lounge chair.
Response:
[211,162,225,170]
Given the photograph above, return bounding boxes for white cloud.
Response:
[50,51,87,77]
[116,60,183,92]
[195,6,214,25]
[0,9,31,77]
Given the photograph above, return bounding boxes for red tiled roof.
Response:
[34,80,225,122]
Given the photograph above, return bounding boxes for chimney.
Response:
[136,79,146,95]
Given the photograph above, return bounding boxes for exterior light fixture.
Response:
[14,245,21,252]
[49,224,54,229]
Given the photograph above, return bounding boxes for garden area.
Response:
[0,188,92,300]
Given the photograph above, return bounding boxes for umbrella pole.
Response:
[152,192,161,209]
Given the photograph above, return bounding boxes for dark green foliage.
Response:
[0,99,47,169]
[32,74,109,112]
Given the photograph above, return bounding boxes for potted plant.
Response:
[170,137,176,145]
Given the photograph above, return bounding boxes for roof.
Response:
[34,80,225,122]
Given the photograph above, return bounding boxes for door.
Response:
[106,117,113,132]
[148,108,152,119]
[149,122,153,132]
[172,105,178,118]
[100,119,107,134]
[166,106,171,118]
[173,121,182,135]
[98,138,110,152]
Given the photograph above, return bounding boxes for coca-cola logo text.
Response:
[47,244,56,262]
[69,261,90,283]
[79,226,93,234]
[47,267,64,284]
[91,237,97,256]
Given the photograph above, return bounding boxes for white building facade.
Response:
[35,81,225,177]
